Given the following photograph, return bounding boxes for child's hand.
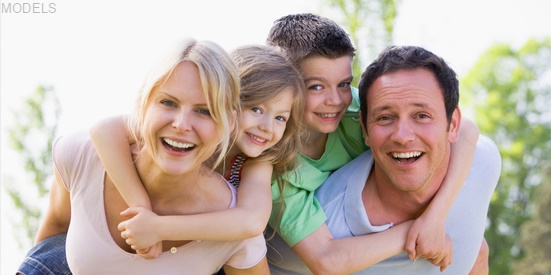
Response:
[405,213,452,264]
[426,235,453,271]
[118,207,162,257]
[136,242,163,259]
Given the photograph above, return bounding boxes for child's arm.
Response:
[404,117,479,264]
[89,115,151,210]
[118,160,272,246]
[293,221,416,274]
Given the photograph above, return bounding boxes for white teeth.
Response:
[316,112,337,118]
[249,134,266,143]
[163,138,194,149]
[392,151,422,159]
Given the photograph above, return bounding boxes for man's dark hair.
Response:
[358,45,459,124]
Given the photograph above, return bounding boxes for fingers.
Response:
[405,232,418,259]
[120,206,140,217]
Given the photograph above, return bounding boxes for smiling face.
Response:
[299,55,354,135]
[235,88,294,158]
[363,68,460,193]
[142,61,220,175]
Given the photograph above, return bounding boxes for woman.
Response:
[26,39,268,275]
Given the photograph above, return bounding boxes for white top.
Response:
[54,132,266,275]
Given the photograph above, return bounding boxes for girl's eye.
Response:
[251,107,262,114]
[308,84,323,91]
[160,99,176,107]
[275,115,287,122]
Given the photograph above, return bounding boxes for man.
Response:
[313,45,501,274]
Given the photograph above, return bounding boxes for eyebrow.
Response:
[370,102,431,115]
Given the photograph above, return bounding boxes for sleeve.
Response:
[269,164,328,247]
[225,234,267,269]
[52,131,92,191]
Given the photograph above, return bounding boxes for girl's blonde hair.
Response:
[231,45,305,232]
[129,39,240,167]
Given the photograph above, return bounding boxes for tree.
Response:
[3,85,61,247]
[512,166,551,275]
[461,38,551,275]
[322,0,400,87]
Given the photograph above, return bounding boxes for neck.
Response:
[134,153,203,205]
[364,166,441,225]
[301,130,328,160]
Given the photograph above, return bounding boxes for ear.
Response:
[359,112,371,147]
[448,107,461,143]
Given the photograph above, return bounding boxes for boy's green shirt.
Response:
[269,88,369,246]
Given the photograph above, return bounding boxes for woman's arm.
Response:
[35,170,71,243]
[118,160,272,247]
[89,115,151,209]
[404,117,479,263]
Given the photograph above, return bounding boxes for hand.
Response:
[118,207,163,258]
[405,213,452,265]
[136,242,163,259]
[425,235,453,272]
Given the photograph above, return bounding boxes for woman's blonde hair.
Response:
[128,39,240,167]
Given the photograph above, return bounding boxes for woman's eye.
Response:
[160,100,176,107]
[197,109,211,116]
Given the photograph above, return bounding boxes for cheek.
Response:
[273,124,287,143]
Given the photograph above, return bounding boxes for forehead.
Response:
[300,55,353,81]
[367,68,443,111]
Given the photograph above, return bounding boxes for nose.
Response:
[258,115,273,133]
[324,87,344,106]
[391,119,415,145]
[172,112,192,132]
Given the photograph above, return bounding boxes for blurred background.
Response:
[2,0,550,274]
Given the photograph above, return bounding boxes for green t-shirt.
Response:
[269,88,368,246]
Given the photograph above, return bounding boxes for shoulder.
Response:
[473,135,501,170]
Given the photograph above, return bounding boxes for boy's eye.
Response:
[338,82,351,88]
[308,84,323,91]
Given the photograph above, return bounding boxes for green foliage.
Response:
[3,85,61,247]
[323,0,400,87]
[512,167,551,275]
[461,38,551,275]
